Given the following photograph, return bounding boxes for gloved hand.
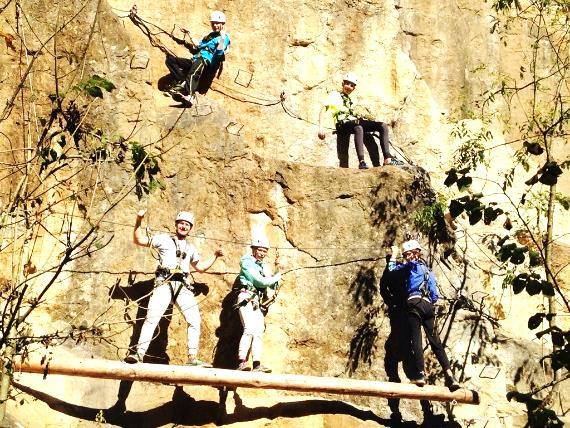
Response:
[391,245,399,259]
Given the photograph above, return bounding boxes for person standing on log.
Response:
[388,239,460,390]
[165,10,231,105]
[235,236,280,373]
[317,72,404,169]
[125,209,223,367]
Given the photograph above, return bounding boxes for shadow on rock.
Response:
[347,266,380,375]
[14,382,397,427]
[109,275,172,364]
[212,277,242,370]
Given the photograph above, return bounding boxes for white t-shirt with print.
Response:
[150,233,200,273]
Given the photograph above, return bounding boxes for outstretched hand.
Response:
[214,248,224,258]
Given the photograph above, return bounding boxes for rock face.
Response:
[1,0,569,427]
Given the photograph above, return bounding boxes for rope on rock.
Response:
[127,4,195,57]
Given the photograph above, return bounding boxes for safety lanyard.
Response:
[171,236,188,270]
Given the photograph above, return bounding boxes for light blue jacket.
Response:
[195,32,231,65]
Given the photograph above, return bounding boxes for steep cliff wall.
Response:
[0,0,568,427]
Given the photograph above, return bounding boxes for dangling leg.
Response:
[336,131,350,168]
[353,125,368,169]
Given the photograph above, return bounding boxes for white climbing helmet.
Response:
[175,211,195,225]
[402,239,422,253]
[210,11,226,23]
[343,72,358,85]
[251,236,270,249]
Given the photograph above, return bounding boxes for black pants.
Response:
[336,120,392,168]
[406,297,451,377]
[165,55,193,82]
[165,55,206,95]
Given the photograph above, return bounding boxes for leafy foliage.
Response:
[448,1,570,425]
[130,142,165,200]
[73,75,116,98]
[413,197,447,235]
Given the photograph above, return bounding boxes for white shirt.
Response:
[150,233,200,273]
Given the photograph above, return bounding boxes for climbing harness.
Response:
[154,236,195,300]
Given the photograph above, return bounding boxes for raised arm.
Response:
[192,248,224,273]
[133,209,150,247]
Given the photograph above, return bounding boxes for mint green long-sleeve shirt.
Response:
[239,254,279,289]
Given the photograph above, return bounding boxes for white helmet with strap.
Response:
[175,211,195,225]
[251,236,270,249]
[402,239,422,253]
[343,72,358,85]
[210,10,226,23]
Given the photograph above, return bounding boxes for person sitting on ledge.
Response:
[318,72,404,169]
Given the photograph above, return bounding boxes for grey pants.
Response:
[336,120,392,167]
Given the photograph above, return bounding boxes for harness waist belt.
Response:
[156,267,188,282]
[408,295,431,304]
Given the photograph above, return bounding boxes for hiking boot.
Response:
[170,82,187,94]
[124,353,142,364]
[358,160,369,169]
[252,364,272,373]
[236,361,248,371]
[410,376,425,387]
[444,374,460,391]
[187,358,213,368]
[179,93,196,106]
[385,157,404,166]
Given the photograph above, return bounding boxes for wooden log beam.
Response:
[14,357,479,405]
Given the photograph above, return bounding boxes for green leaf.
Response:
[541,281,555,297]
[528,250,541,267]
[528,313,545,330]
[484,206,504,225]
[85,85,104,98]
[523,141,544,155]
[539,162,563,186]
[526,279,542,295]
[552,331,564,347]
[498,242,516,262]
[457,176,473,191]
[525,174,539,186]
[468,208,483,225]
[512,274,527,294]
[444,169,458,187]
[73,75,116,98]
[449,199,464,217]
[89,75,116,92]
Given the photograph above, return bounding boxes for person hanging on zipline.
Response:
[318,72,404,169]
[165,10,231,106]
[125,209,223,367]
[388,239,460,391]
[235,236,281,373]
